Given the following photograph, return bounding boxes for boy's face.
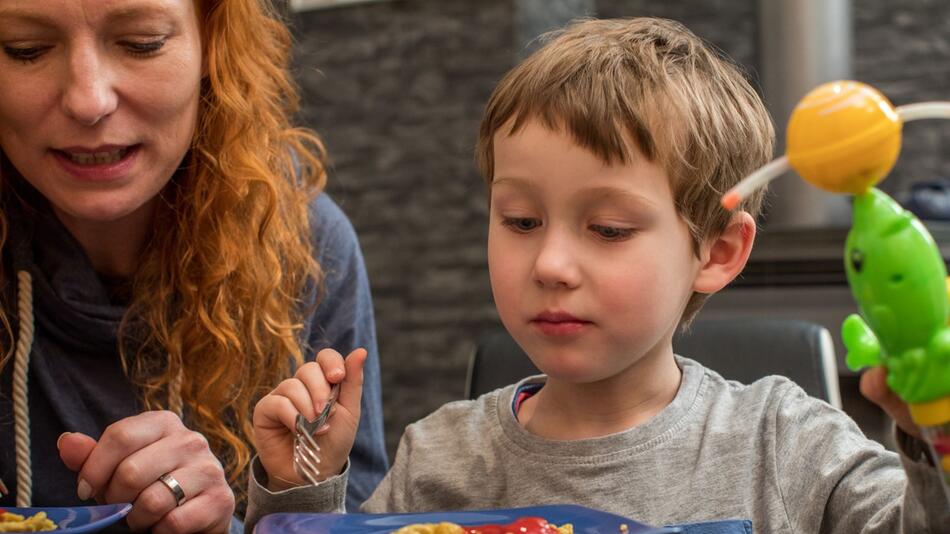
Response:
[488,119,703,384]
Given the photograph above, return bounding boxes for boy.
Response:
[246,18,950,532]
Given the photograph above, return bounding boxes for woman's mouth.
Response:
[52,145,140,181]
[63,147,130,166]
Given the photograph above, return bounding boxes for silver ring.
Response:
[158,473,186,506]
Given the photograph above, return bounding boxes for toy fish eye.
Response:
[849,249,864,273]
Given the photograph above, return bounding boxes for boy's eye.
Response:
[590,224,634,240]
[501,217,541,232]
[3,45,51,63]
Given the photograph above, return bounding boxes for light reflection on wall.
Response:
[290,0,394,13]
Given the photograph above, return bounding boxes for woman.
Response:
[0,0,388,532]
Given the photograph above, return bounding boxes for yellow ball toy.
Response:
[786,80,902,195]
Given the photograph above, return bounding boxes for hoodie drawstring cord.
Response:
[13,270,35,507]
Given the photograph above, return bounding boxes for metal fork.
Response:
[293,383,340,485]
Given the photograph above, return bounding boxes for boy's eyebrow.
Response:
[492,179,658,209]
[577,186,658,210]
[491,176,540,191]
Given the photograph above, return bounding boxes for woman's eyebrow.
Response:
[103,3,180,25]
[0,4,179,31]
[0,9,57,29]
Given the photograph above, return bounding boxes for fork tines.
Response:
[294,415,324,486]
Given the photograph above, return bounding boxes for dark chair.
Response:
[465,317,841,408]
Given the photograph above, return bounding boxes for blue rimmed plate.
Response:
[255,504,681,534]
[1,503,132,533]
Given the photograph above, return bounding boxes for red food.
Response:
[464,517,560,534]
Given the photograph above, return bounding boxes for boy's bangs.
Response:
[498,84,670,172]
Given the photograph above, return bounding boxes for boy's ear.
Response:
[692,211,756,294]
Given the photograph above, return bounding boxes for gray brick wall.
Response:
[290,0,513,457]
[290,0,950,459]
[596,0,759,70]
[853,0,950,192]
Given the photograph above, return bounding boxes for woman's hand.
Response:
[253,347,366,491]
[860,365,922,440]
[57,412,235,533]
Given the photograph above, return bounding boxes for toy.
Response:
[723,80,950,503]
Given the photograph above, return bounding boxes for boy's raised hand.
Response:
[253,347,367,491]
[860,365,921,440]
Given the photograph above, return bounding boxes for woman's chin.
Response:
[51,196,157,228]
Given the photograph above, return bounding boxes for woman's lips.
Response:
[52,144,140,182]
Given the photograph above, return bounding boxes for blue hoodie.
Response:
[0,188,388,520]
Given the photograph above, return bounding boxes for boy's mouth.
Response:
[530,311,592,336]
[533,310,587,323]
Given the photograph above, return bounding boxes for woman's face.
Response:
[0,0,202,229]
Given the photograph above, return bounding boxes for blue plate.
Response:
[2,503,132,533]
[255,504,681,534]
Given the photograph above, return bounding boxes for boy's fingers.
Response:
[338,348,367,415]
[314,348,346,383]
[859,366,919,438]
[295,362,335,412]
[860,366,898,406]
[254,393,302,433]
[271,377,320,421]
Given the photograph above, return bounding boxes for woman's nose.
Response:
[532,232,582,289]
[61,47,118,126]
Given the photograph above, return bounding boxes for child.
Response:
[246,18,950,532]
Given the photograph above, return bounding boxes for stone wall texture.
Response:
[290,0,950,457]
[290,1,512,457]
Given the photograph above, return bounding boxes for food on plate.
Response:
[0,509,57,532]
[393,517,572,534]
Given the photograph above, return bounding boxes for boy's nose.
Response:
[532,233,582,289]
[61,48,118,126]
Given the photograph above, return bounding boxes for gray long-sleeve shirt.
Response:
[247,356,949,533]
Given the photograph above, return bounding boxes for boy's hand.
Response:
[253,348,367,491]
[859,365,922,440]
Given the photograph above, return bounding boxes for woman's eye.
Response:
[590,224,634,241]
[121,38,166,57]
[501,217,541,232]
[3,45,51,63]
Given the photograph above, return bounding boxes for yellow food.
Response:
[0,511,57,532]
[393,522,466,534]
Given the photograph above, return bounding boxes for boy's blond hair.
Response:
[476,17,774,322]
